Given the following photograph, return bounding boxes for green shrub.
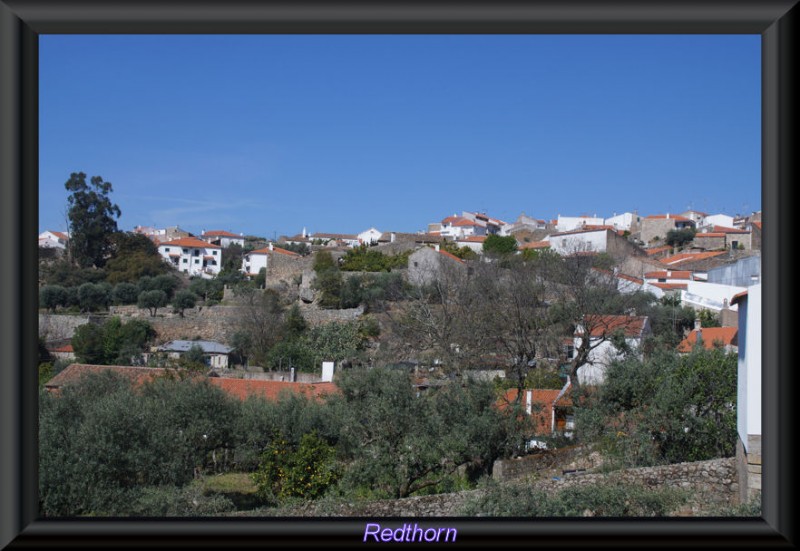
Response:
[252,431,339,504]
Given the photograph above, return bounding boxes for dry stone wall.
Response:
[268,457,737,517]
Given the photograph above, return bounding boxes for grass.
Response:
[196,472,262,511]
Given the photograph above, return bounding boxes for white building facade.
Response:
[157,236,222,278]
[732,285,761,503]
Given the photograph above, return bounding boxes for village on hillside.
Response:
[37,201,763,518]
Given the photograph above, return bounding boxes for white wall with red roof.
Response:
[157,237,222,277]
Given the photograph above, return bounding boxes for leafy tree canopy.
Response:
[65,172,121,268]
[482,234,518,256]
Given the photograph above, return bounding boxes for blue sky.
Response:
[39,34,760,238]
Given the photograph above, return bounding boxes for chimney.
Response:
[268,242,274,251]
[391,232,396,243]
[666,213,670,219]
[302,227,307,238]
[290,367,296,382]
[694,318,702,331]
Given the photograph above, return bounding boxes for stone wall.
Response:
[492,445,594,481]
[109,304,242,343]
[298,303,365,327]
[532,457,737,512]
[272,457,738,517]
[39,313,97,343]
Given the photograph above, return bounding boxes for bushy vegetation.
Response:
[574,347,737,468]
[70,317,156,365]
[39,368,523,516]
[339,245,410,272]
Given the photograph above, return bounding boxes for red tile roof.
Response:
[751,221,762,230]
[678,327,738,352]
[51,231,70,241]
[202,230,242,238]
[49,343,74,353]
[209,378,338,402]
[616,273,644,284]
[438,249,466,264]
[159,237,221,249]
[45,364,173,391]
[519,241,550,250]
[644,270,692,280]
[695,232,726,238]
[645,246,672,256]
[660,251,726,266]
[250,246,301,257]
[44,364,338,403]
[499,388,571,434]
[730,290,748,305]
[649,282,688,291]
[579,315,649,338]
[711,225,749,234]
[452,219,484,227]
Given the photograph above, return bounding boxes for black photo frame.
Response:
[1,1,795,548]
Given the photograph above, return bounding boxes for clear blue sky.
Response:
[39,34,760,238]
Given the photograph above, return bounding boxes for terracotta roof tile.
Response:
[644,270,692,280]
[579,315,649,338]
[711,225,749,234]
[645,246,672,256]
[202,230,242,238]
[159,237,222,249]
[438,249,466,263]
[678,327,738,352]
[660,251,726,266]
[649,282,688,291]
[498,388,572,434]
[250,246,301,257]
[519,241,551,250]
[209,378,338,402]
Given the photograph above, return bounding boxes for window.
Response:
[183,248,188,253]
[182,258,187,264]
[164,247,170,252]
[212,250,218,255]
[194,259,199,264]
[194,249,199,256]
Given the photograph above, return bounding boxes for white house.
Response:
[556,214,604,232]
[38,230,69,249]
[604,212,640,232]
[201,229,245,248]
[241,242,301,277]
[358,227,383,245]
[455,235,486,254]
[699,213,735,229]
[153,339,233,369]
[547,227,614,255]
[731,285,761,503]
[440,214,487,239]
[571,315,651,385]
[157,236,222,278]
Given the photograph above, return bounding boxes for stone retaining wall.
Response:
[281,457,736,517]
